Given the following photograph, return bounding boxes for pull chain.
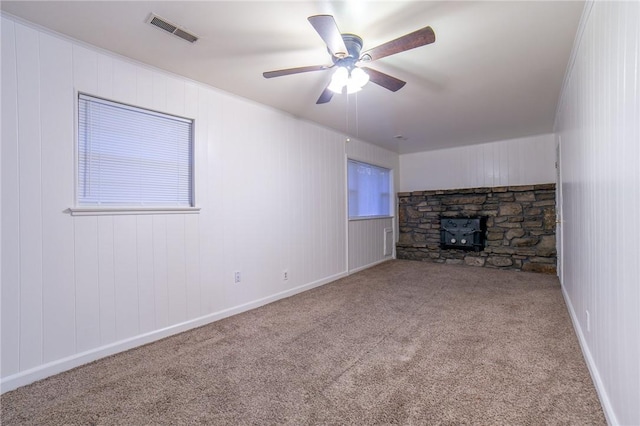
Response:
[346,91,350,139]
[355,91,359,140]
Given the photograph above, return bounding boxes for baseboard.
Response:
[561,285,617,425]
[0,271,348,394]
[348,257,393,274]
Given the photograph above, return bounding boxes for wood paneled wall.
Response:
[399,134,556,192]
[0,16,398,390]
[555,2,640,425]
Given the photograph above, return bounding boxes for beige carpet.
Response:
[1,260,605,425]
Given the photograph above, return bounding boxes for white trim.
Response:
[68,206,201,216]
[344,150,350,274]
[78,92,193,123]
[555,135,564,284]
[346,153,396,171]
[348,257,392,275]
[348,215,394,221]
[561,285,617,426]
[0,270,348,394]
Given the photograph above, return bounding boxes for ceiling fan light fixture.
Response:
[328,66,369,94]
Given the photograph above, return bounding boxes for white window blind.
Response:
[78,94,193,207]
[348,159,391,218]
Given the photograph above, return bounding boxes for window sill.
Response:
[68,206,201,216]
[349,215,394,221]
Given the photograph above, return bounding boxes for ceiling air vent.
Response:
[147,14,198,43]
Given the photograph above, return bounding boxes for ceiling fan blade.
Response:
[360,26,435,62]
[316,87,334,104]
[360,67,406,92]
[263,65,329,79]
[308,15,348,58]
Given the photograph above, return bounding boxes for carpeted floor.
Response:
[1,260,605,425]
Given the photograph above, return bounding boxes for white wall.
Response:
[0,16,398,391]
[555,2,639,425]
[399,134,556,192]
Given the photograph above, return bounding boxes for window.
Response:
[348,159,392,218]
[76,94,194,211]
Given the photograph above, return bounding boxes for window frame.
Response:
[69,92,199,216]
[347,158,394,221]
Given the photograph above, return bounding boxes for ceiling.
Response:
[1,1,584,154]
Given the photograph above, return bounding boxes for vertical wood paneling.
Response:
[1,16,21,376]
[348,218,394,272]
[111,59,136,105]
[132,69,157,334]
[329,127,346,274]
[40,31,76,363]
[399,133,556,192]
[165,76,185,116]
[97,216,116,344]
[152,215,169,329]
[185,84,203,319]
[74,216,100,352]
[481,143,495,186]
[287,124,302,287]
[166,215,187,324]
[197,90,217,314]
[73,45,98,94]
[15,22,44,371]
[319,131,331,277]
[497,141,510,186]
[152,73,167,112]
[136,216,155,333]
[136,67,154,109]
[112,216,139,340]
[555,2,640,424]
[72,217,100,352]
[185,215,201,319]
[218,96,243,305]
[96,55,113,99]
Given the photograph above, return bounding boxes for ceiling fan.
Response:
[263,15,436,104]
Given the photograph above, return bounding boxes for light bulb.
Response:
[328,67,348,93]
[351,67,370,88]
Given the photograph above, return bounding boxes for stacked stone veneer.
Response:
[397,184,557,273]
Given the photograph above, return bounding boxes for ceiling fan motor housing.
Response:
[331,34,363,69]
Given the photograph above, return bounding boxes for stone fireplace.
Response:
[396,184,556,273]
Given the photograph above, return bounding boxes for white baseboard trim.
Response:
[348,257,393,274]
[0,271,348,394]
[561,285,617,425]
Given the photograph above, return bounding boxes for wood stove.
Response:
[440,217,486,251]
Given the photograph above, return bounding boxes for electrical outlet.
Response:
[586,310,591,333]
[283,270,289,281]
[234,271,241,284]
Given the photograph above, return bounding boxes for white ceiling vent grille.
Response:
[147,14,198,43]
